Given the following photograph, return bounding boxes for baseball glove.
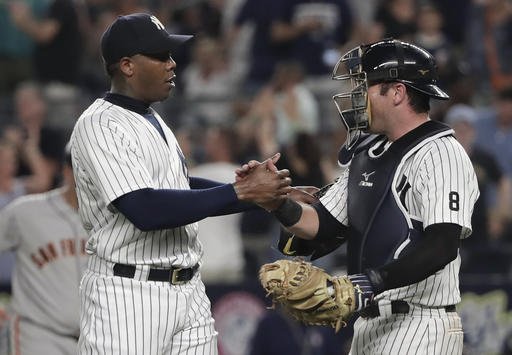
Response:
[259,259,356,332]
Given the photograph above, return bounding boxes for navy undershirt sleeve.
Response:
[113,183,256,231]
[189,176,257,214]
[189,176,224,189]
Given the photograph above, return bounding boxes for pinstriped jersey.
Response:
[70,98,201,268]
[320,128,479,306]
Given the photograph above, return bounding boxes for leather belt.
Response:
[113,263,199,285]
[360,300,456,319]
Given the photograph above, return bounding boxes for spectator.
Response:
[251,61,320,154]
[8,0,82,86]
[232,0,353,92]
[231,94,285,271]
[446,104,512,243]
[414,2,453,81]
[482,0,512,92]
[231,0,295,90]
[2,82,66,191]
[430,0,472,45]
[153,1,222,80]
[190,126,246,284]
[375,0,417,41]
[220,0,255,90]
[317,126,348,183]
[233,63,321,270]
[466,0,512,96]
[8,0,83,130]
[0,1,47,95]
[347,20,385,50]
[279,132,327,188]
[182,36,239,127]
[0,98,57,201]
[274,0,354,78]
[167,0,224,38]
[474,87,512,177]
[272,132,346,271]
[76,4,117,99]
[346,0,379,33]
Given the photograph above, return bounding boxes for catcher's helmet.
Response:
[332,38,449,147]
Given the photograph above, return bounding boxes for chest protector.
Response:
[345,121,452,274]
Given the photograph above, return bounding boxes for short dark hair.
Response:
[105,61,119,78]
[379,82,430,113]
[406,86,430,113]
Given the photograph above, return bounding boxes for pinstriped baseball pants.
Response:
[349,304,463,355]
[78,269,218,355]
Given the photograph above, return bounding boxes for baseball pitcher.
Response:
[70,13,291,355]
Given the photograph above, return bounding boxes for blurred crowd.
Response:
[0,0,512,353]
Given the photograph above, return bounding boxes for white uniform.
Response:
[70,98,216,354]
[0,188,88,355]
[320,131,479,354]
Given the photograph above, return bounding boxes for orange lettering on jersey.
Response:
[30,254,44,269]
[81,239,86,255]
[60,239,76,256]
[70,239,76,255]
[32,243,58,268]
[31,239,87,268]
[38,247,50,264]
[60,239,69,256]
[47,243,58,260]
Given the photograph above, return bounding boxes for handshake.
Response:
[232,153,318,211]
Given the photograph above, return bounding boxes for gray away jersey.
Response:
[0,188,88,335]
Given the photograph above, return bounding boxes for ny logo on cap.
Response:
[150,15,165,30]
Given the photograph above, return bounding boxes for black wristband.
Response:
[272,198,302,227]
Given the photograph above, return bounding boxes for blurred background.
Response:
[0,0,511,354]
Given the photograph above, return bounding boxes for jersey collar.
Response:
[104,92,151,115]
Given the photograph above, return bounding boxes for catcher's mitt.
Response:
[259,259,356,332]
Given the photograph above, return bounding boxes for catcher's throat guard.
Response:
[332,46,372,149]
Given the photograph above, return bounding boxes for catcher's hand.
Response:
[259,259,356,332]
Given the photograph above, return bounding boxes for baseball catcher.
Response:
[248,38,478,355]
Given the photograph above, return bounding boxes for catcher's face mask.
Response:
[331,45,372,148]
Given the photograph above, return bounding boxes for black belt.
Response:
[360,300,456,319]
[113,263,199,285]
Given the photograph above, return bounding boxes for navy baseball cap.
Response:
[101,13,193,66]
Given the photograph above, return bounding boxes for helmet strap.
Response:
[394,41,405,69]
[366,95,372,129]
